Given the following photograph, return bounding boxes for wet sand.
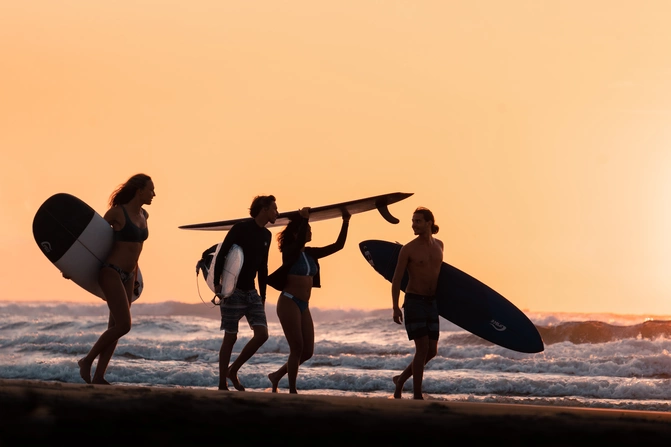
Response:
[1,379,670,446]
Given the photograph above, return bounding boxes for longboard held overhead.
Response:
[178,192,413,231]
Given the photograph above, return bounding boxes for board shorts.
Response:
[220,288,267,334]
[403,293,439,341]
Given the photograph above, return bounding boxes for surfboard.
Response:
[359,240,544,353]
[178,192,413,231]
[196,243,244,298]
[33,193,143,302]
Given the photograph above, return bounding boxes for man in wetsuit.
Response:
[391,207,443,399]
[212,195,278,391]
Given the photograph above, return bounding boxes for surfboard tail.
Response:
[374,198,400,224]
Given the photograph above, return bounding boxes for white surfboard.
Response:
[204,244,244,298]
[33,193,143,302]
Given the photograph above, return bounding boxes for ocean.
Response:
[2,301,671,411]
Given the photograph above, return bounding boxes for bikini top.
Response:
[113,206,149,243]
[288,252,318,277]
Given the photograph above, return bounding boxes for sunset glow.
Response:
[2,1,671,315]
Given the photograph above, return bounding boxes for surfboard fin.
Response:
[375,198,401,224]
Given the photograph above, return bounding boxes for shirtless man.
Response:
[391,207,443,399]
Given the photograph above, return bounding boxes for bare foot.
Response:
[92,378,111,385]
[218,386,230,391]
[268,372,280,393]
[78,358,92,384]
[228,372,245,391]
[393,375,403,399]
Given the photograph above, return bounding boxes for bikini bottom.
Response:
[101,262,133,283]
[281,292,309,313]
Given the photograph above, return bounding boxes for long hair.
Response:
[414,207,439,234]
[109,174,152,208]
[277,216,306,253]
[249,195,276,218]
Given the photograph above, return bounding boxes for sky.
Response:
[2,1,671,315]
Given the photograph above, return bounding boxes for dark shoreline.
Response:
[1,379,671,446]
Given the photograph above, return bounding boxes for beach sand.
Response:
[1,379,670,446]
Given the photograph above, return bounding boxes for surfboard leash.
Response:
[194,271,217,308]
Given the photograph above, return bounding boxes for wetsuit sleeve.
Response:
[257,229,271,300]
[306,219,349,259]
[212,223,242,289]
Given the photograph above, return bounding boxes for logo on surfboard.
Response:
[489,319,507,331]
[362,249,375,267]
[40,241,52,253]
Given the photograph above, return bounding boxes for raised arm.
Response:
[306,212,351,259]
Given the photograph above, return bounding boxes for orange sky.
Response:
[2,1,671,315]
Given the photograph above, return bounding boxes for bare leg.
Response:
[267,364,286,392]
[393,338,437,399]
[411,337,429,399]
[296,308,314,393]
[228,372,245,391]
[218,332,237,390]
[91,340,116,385]
[267,367,282,392]
[393,364,413,399]
[79,268,132,383]
[227,325,269,391]
[273,296,303,393]
[93,285,134,385]
[77,358,92,384]
[268,297,314,394]
[268,296,289,392]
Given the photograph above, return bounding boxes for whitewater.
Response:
[1,301,671,411]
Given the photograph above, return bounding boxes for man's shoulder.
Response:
[224,221,253,242]
[403,237,421,248]
[403,237,442,252]
[231,219,255,230]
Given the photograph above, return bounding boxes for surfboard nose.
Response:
[359,241,376,268]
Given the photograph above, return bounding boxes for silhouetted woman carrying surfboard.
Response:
[267,207,350,393]
[78,173,155,384]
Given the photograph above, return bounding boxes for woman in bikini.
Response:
[267,207,350,393]
[78,173,155,384]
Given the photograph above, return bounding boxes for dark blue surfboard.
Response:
[359,240,544,353]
